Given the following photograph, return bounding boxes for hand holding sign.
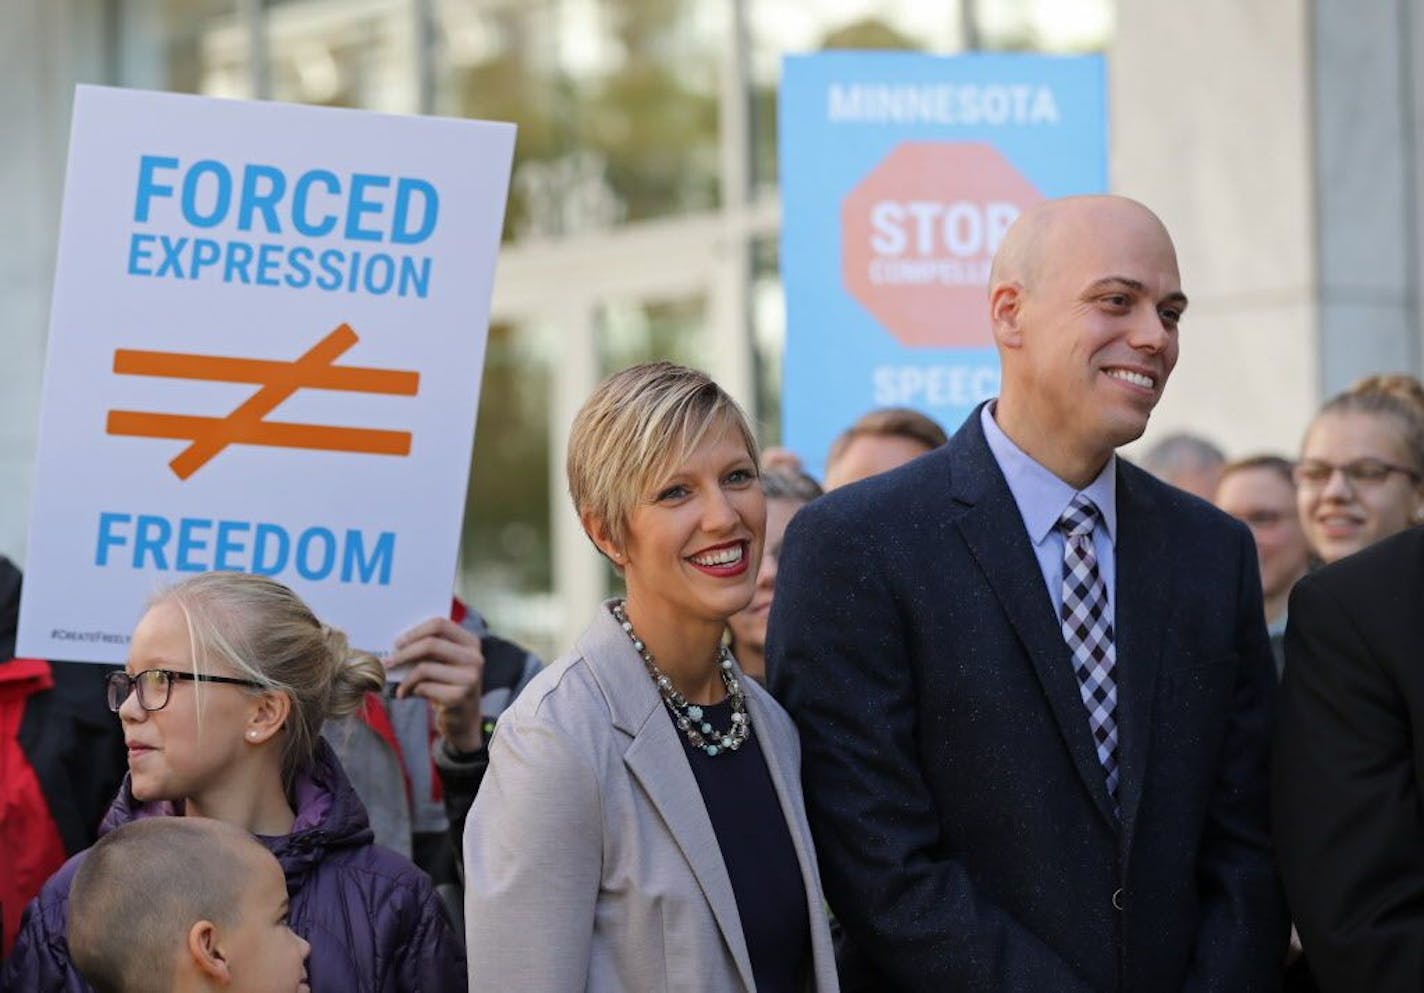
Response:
[386,616,486,754]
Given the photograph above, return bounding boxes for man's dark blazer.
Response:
[767,407,1285,993]
[1273,524,1424,993]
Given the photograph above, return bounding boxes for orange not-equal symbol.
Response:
[107,324,420,480]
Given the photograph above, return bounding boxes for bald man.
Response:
[768,196,1285,992]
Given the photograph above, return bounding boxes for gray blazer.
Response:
[463,601,839,993]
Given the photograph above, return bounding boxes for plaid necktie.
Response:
[1058,494,1119,817]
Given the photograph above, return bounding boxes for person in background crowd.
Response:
[758,446,810,476]
[1140,431,1226,500]
[823,408,947,490]
[67,818,310,993]
[0,557,126,960]
[1294,374,1424,565]
[726,468,823,685]
[769,195,1284,992]
[1271,373,1424,993]
[464,362,838,993]
[1218,456,1318,992]
[1273,522,1424,993]
[3,571,464,993]
[1214,455,1314,675]
[323,598,541,932]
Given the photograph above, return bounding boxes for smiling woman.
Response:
[569,363,766,661]
[1296,374,1424,565]
[464,362,841,993]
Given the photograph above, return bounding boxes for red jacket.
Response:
[0,658,66,958]
[0,558,126,960]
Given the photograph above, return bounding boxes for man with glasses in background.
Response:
[1214,456,1314,675]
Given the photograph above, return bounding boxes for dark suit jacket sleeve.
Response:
[767,502,1097,993]
[1182,525,1286,992]
[1273,570,1424,993]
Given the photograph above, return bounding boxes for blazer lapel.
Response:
[584,605,756,992]
[948,411,1118,828]
[1110,467,1171,850]
[742,687,837,984]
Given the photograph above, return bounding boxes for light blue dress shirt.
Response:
[979,403,1118,622]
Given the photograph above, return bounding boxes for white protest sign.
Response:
[18,85,515,663]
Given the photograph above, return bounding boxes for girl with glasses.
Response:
[1295,374,1424,565]
[3,572,465,993]
[1273,373,1424,993]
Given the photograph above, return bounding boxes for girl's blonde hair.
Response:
[154,572,384,787]
[566,362,759,558]
[1311,373,1424,471]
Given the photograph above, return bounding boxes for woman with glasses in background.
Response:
[1272,374,1424,993]
[1293,374,1424,565]
[3,571,465,993]
[726,466,823,686]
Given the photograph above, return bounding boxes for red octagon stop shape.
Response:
[842,141,1043,348]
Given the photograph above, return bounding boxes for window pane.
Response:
[597,294,711,378]
[265,0,417,111]
[459,320,557,659]
[438,0,724,239]
[119,0,242,96]
[750,236,784,448]
[975,0,1115,51]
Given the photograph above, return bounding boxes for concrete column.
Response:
[548,300,606,655]
[711,1,755,412]
[1313,0,1420,394]
[0,1,109,563]
[1111,0,1319,458]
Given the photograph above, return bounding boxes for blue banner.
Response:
[780,52,1107,479]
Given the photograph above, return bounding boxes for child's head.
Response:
[68,818,310,993]
[1298,374,1424,563]
[110,572,384,799]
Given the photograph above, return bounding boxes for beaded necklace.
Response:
[610,600,751,757]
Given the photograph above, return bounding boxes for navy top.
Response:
[673,697,810,993]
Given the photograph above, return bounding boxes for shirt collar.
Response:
[1268,612,1288,638]
[980,402,1118,547]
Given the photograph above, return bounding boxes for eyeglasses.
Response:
[106,667,267,713]
[1292,458,1422,491]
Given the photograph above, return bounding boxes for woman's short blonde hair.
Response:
[567,361,759,556]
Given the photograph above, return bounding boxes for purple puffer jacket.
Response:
[1,739,466,993]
